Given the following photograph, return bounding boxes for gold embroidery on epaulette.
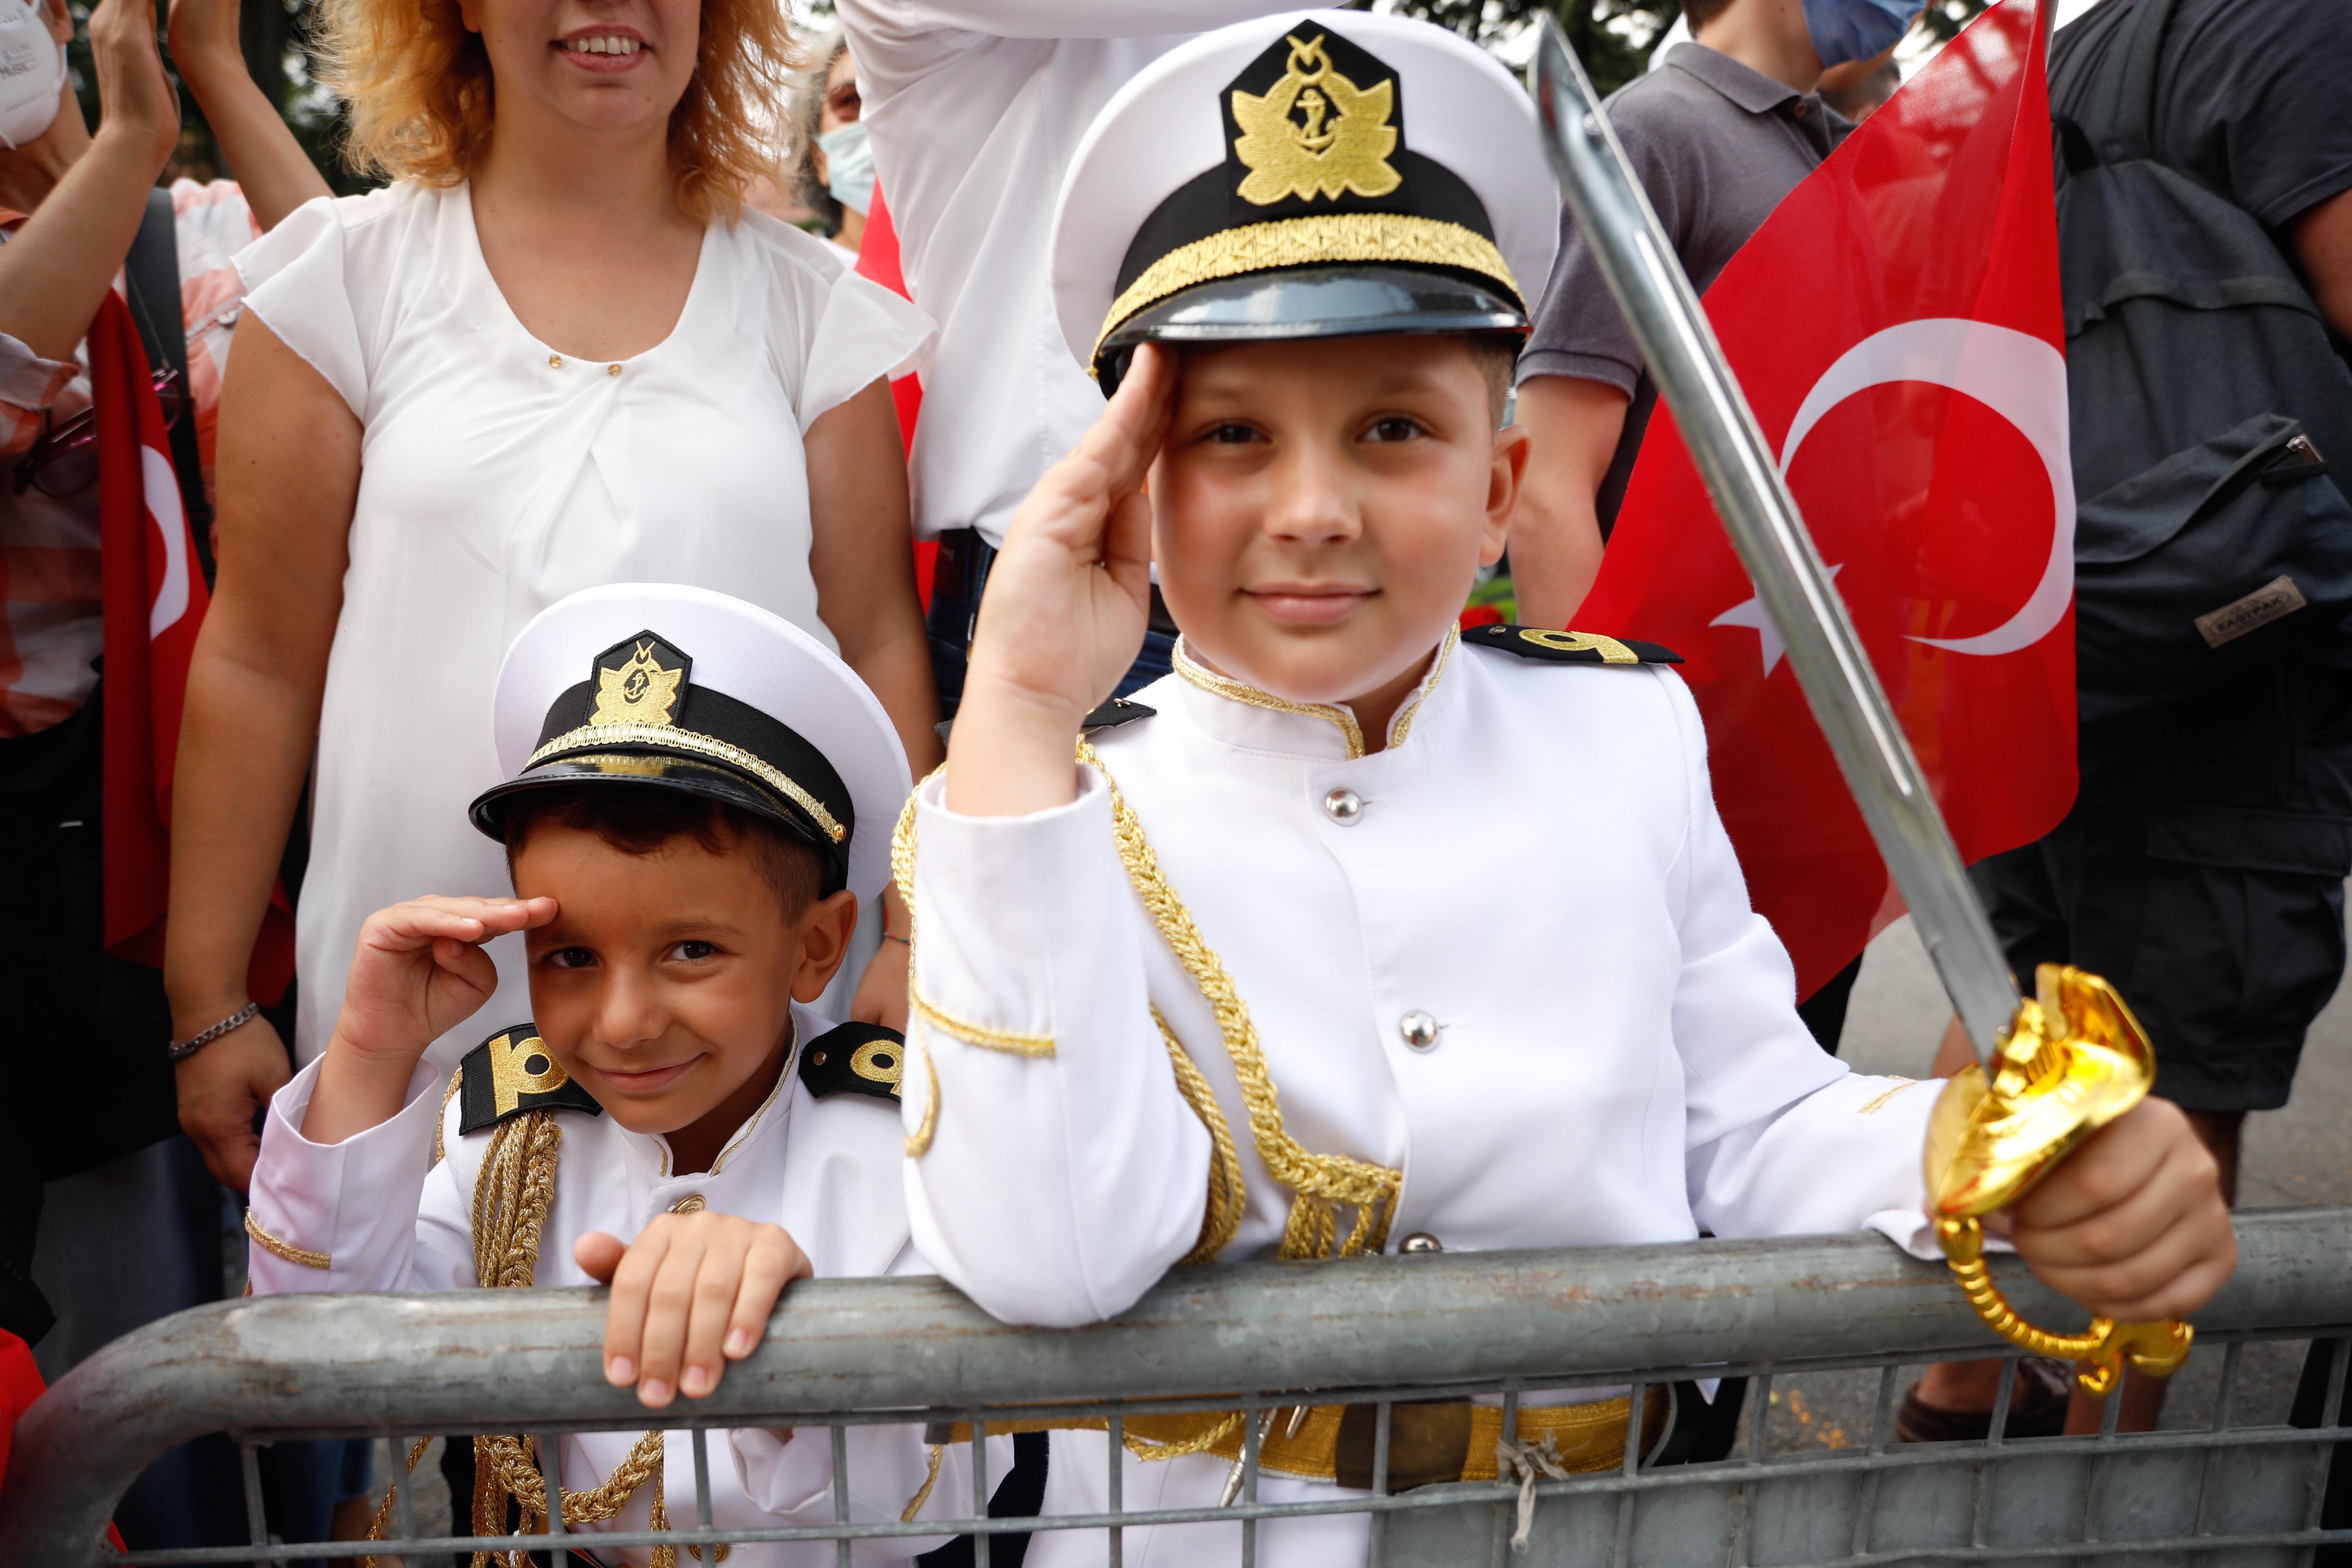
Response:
[526,722,847,843]
[1857,1077,1921,1115]
[1520,628,1639,664]
[890,772,1055,1057]
[1172,638,1365,759]
[1081,739,1401,1260]
[1096,214,1520,363]
[901,1444,947,1523]
[433,1065,462,1167]
[1385,626,1458,749]
[244,1210,330,1270]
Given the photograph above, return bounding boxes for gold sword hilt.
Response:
[1923,964,2195,1396]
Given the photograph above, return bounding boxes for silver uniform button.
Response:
[1399,1233,1443,1255]
[1323,787,1363,825]
[1398,1010,1439,1050]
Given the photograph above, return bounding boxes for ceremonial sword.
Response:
[1525,15,2190,1392]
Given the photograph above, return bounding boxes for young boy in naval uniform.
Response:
[243,583,1004,1564]
[893,12,2237,1564]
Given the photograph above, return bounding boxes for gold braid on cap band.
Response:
[525,723,847,844]
[1094,212,1523,364]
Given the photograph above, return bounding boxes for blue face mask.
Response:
[1800,0,1923,68]
[818,122,875,218]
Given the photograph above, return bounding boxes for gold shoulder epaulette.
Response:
[1459,624,1683,666]
[799,1023,907,1103]
[455,1024,603,1135]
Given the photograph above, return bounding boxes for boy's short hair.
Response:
[1465,335,1520,426]
[502,786,826,917]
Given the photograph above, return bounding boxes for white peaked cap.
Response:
[1051,8,1559,375]
[483,583,910,904]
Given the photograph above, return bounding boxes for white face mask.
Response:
[818,121,875,218]
[0,0,65,151]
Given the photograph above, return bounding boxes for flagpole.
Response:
[1524,15,2021,1064]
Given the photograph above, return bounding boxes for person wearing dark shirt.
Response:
[1907,0,2352,1443]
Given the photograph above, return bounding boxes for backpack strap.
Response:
[2078,0,2178,166]
[121,188,215,575]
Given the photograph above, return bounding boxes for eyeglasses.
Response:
[11,367,187,502]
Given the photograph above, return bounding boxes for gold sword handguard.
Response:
[1923,963,2195,1396]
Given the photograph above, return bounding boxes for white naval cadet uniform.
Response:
[899,635,1947,1566]
[247,1001,1003,1566]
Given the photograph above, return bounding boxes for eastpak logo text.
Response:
[2195,575,2308,648]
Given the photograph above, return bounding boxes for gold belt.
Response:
[947,1387,1667,1492]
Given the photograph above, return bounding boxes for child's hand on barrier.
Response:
[581,1211,815,1410]
[2008,1096,2237,1323]
[303,896,556,1146]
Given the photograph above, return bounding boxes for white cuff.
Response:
[247,1055,446,1293]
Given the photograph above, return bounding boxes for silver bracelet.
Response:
[169,1002,262,1063]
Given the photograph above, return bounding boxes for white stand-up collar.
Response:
[1167,628,1461,761]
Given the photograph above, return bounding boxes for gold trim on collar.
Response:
[525,723,847,844]
[1171,628,1458,758]
[1386,625,1457,749]
[1172,638,1366,759]
[1095,213,1522,363]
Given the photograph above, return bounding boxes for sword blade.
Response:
[1525,17,2019,1062]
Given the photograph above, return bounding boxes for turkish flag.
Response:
[854,186,938,607]
[1576,0,2075,1001]
[91,292,294,1002]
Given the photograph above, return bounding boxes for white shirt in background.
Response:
[234,183,935,1067]
[837,0,1317,547]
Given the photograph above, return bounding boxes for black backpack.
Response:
[2056,0,2352,722]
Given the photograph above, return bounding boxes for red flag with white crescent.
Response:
[1575,0,2075,1000]
[92,290,293,1002]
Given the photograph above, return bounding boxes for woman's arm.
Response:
[166,312,360,1190]
[0,0,178,359]
[165,0,331,231]
[806,375,943,777]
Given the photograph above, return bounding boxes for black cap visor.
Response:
[1096,267,1528,394]
[468,752,848,894]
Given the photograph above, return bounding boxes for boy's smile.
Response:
[1152,334,1529,743]
[512,821,857,1173]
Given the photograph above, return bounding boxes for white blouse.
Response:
[236,182,935,1066]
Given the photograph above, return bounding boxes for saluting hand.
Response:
[299,896,555,1146]
[948,344,1174,817]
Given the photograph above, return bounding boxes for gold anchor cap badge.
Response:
[1231,34,1401,207]
[592,638,686,728]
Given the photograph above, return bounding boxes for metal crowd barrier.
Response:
[4,1206,2347,1567]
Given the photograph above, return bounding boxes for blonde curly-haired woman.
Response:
[164,0,940,1190]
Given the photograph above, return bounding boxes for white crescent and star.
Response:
[1710,317,2073,676]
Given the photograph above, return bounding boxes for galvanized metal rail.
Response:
[4,1207,2347,1566]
